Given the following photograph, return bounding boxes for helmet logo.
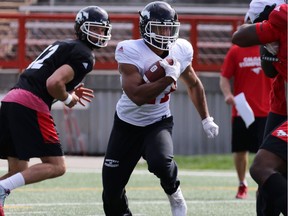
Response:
[141,10,150,19]
[76,11,89,24]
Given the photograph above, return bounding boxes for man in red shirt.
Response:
[232,1,287,215]
[220,19,272,198]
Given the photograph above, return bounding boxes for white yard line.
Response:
[0,156,244,177]
[6,199,255,207]
[64,168,239,178]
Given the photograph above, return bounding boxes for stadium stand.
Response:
[0,0,37,12]
[35,0,251,6]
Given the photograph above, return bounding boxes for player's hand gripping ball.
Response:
[143,59,173,83]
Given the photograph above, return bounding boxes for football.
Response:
[143,58,173,83]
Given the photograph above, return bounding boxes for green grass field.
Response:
[1,154,259,216]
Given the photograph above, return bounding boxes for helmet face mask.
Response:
[144,21,180,50]
[75,6,112,49]
[80,21,111,48]
[139,1,180,51]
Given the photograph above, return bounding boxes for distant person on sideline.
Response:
[220,14,272,199]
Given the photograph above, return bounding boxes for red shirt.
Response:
[221,45,272,117]
[255,4,287,115]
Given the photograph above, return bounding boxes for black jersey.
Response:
[14,39,95,109]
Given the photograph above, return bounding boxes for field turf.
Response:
[1,155,260,215]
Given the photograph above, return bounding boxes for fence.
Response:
[0,13,243,72]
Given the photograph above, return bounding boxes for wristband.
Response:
[63,94,73,105]
[261,55,279,62]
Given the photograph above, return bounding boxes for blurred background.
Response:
[0,0,251,156]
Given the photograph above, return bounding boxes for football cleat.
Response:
[236,184,248,199]
[0,185,10,216]
[0,206,4,216]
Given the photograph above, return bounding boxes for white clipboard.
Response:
[234,92,255,128]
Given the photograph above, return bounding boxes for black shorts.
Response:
[260,112,287,161]
[232,116,267,153]
[0,102,64,160]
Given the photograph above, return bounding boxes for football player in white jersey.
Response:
[102,1,219,216]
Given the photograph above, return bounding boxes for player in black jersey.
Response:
[0,6,112,215]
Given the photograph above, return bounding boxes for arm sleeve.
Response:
[256,4,287,44]
[171,38,193,73]
[66,44,94,74]
[256,22,279,44]
[115,40,141,69]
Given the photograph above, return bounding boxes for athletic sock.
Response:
[240,180,248,187]
[0,173,25,191]
[261,173,287,215]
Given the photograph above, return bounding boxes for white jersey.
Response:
[115,38,193,126]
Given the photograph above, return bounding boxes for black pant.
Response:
[102,113,180,216]
[255,112,287,216]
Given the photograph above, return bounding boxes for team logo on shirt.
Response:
[251,67,262,75]
[271,121,288,142]
[117,46,124,53]
[239,56,261,71]
[82,62,88,69]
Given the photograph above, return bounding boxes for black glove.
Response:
[260,45,278,78]
[253,4,276,23]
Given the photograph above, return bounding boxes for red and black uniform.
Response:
[253,4,287,216]
[0,39,94,160]
[255,4,287,161]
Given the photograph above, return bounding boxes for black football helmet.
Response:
[75,6,112,49]
[139,1,180,51]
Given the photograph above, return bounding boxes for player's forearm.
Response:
[126,77,174,106]
[46,80,69,101]
[232,24,260,47]
[188,82,210,120]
